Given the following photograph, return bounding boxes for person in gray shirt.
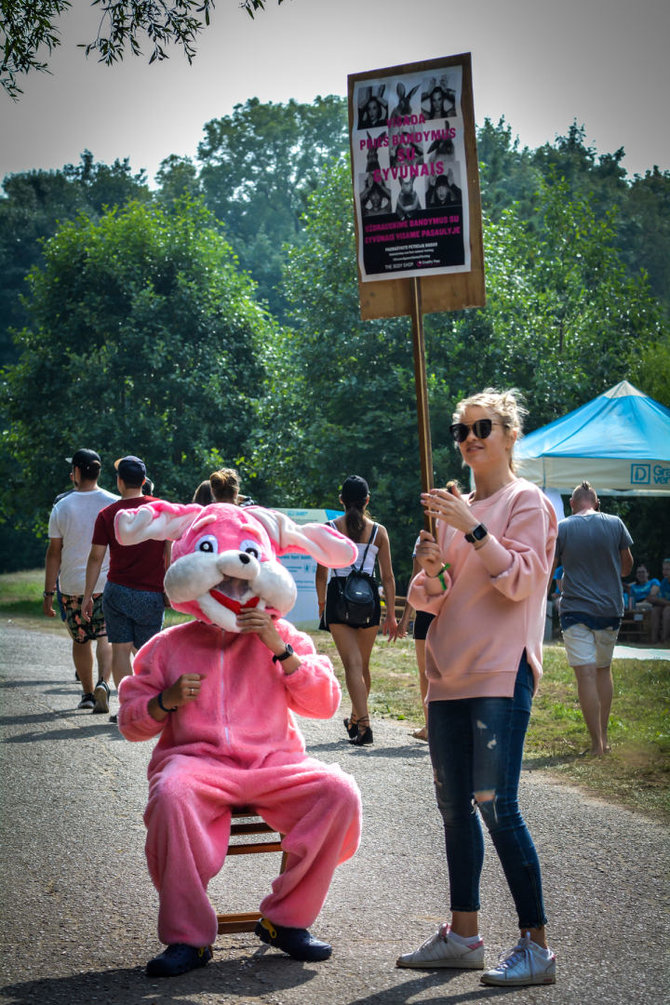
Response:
[554,481,633,756]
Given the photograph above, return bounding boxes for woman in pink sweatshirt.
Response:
[396,388,558,988]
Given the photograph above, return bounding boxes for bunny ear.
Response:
[115,501,203,545]
[248,507,357,568]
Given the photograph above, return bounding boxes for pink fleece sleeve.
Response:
[482,495,557,601]
[279,622,342,720]
[408,569,452,615]
[117,635,170,741]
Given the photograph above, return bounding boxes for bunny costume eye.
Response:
[239,538,263,561]
[195,534,219,554]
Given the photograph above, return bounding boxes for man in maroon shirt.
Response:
[83,456,168,721]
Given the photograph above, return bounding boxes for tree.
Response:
[437,177,667,431]
[477,117,542,223]
[1,1,284,98]
[197,96,349,317]
[618,166,670,316]
[1,0,69,98]
[252,160,429,586]
[252,160,668,586]
[2,197,272,534]
[155,154,202,208]
[0,152,150,368]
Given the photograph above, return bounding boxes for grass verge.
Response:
[3,569,668,822]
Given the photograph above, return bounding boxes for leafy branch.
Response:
[1,0,284,98]
[0,0,71,98]
[81,1,216,67]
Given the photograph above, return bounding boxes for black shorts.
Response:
[413,609,435,640]
[321,574,381,631]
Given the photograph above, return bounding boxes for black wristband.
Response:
[157,691,177,713]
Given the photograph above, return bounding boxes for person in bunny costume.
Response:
[115,500,363,977]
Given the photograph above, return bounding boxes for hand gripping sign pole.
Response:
[348,53,486,530]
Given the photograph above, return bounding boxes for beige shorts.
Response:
[562,622,619,668]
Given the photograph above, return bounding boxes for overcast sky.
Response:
[1,0,668,186]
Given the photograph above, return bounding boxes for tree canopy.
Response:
[250,157,667,584]
[3,198,272,531]
[197,95,348,316]
[0,151,151,366]
[0,0,284,98]
[1,104,668,576]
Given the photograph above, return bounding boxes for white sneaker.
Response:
[481,932,556,986]
[397,924,485,969]
[92,680,110,714]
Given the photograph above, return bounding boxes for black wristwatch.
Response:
[465,523,488,544]
[272,644,294,664]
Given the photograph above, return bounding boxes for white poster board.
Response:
[350,57,472,282]
[276,508,343,629]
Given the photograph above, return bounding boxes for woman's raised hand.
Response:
[420,483,476,535]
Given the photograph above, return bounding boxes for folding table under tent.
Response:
[514,381,670,496]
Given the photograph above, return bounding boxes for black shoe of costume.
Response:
[146,943,212,977]
[255,918,332,962]
[349,725,373,746]
[343,717,358,739]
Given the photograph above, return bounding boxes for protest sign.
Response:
[348,54,485,319]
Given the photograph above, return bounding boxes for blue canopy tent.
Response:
[514,381,670,496]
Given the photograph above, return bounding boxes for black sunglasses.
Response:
[449,419,500,443]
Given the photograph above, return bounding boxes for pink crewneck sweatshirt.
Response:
[408,479,557,701]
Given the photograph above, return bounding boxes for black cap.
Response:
[114,455,147,483]
[66,449,101,468]
[341,474,369,504]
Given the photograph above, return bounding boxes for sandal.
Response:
[349,716,373,746]
[343,717,358,739]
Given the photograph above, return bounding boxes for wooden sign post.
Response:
[348,53,486,516]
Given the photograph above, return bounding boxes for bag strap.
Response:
[355,523,378,573]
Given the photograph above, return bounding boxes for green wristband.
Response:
[436,563,450,591]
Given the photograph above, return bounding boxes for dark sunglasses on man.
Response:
[449,419,501,443]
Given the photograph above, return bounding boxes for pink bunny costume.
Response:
[116,501,362,948]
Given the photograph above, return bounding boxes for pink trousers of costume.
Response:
[144,752,362,946]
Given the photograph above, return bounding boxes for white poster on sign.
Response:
[276,508,343,628]
[350,57,472,282]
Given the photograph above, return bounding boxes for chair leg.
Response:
[216,811,287,936]
[217,911,263,935]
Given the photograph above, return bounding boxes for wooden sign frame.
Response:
[348,53,485,320]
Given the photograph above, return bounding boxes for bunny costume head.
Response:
[115,501,357,633]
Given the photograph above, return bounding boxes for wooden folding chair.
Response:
[216,806,287,935]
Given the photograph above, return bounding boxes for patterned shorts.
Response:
[62,593,107,644]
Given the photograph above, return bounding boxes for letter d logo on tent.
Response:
[631,464,651,485]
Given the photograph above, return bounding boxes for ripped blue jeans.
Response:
[427,655,547,929]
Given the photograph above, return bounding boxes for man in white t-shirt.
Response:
[43,449,118,711]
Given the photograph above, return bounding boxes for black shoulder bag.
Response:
[333,524,379,627]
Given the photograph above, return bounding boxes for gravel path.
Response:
[1,621,668,1004]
